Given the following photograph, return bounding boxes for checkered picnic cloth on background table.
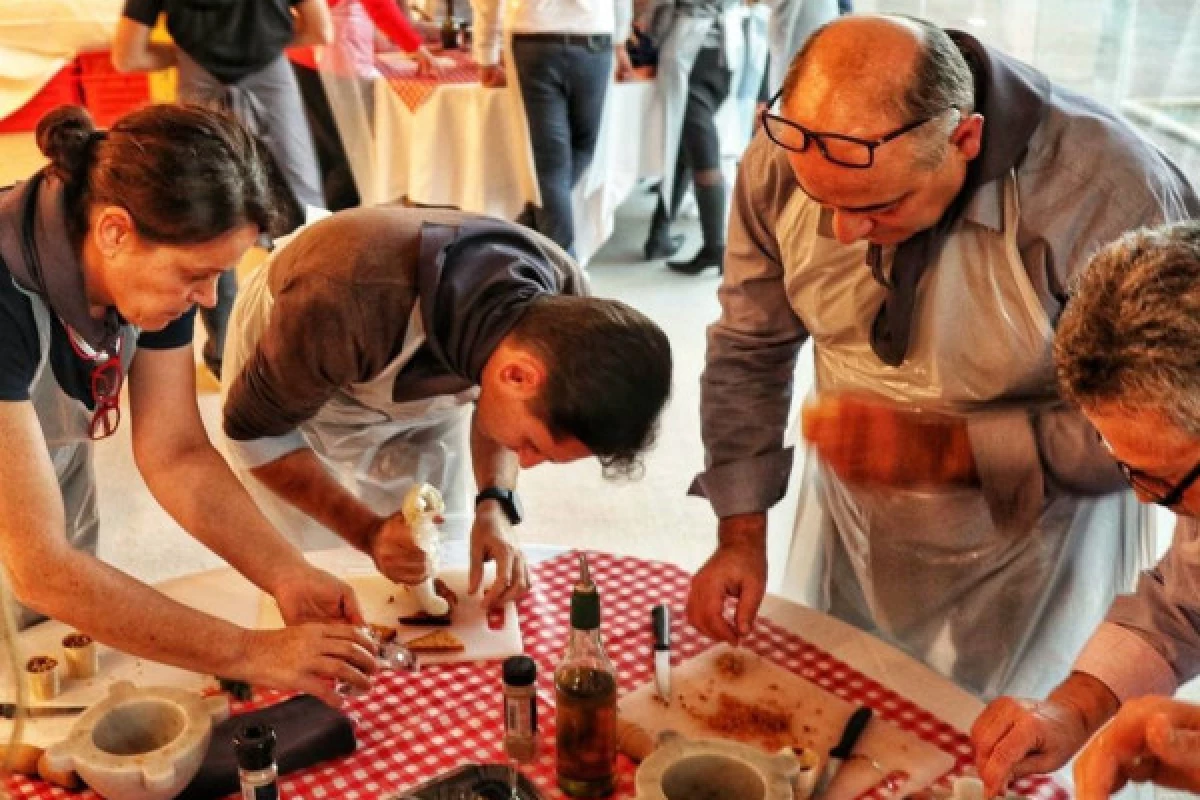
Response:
[377,49,481,112]
[6,551,1067,800]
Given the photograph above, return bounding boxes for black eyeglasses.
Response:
[1097,431,1200,507]
[760,90,958,169]
[65,327,125,441]
[1116,457,1200,508]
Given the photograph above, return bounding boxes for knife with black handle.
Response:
[813,705,873,797]
[651,604,671,702]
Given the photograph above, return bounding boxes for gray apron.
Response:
[11,287,136,630]
[762,0,836,95]
[779,174,1148,699]
[176,51,325,212]
[222,235,477,551]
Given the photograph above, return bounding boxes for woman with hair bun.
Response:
[0,104,377,707]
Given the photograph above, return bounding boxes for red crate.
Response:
[0,63,83,134]
[77,50,151,127]
[81,72,152,126]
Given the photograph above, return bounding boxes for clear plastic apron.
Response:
[779,174,1146,699]
[13,285,136,629]
[223,248,476,551]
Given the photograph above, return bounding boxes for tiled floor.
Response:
[0,0,1197,715]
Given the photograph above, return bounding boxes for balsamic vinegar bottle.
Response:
[555,553,617,797]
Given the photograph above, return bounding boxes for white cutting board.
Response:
[619,645,955,799]
[257,567,523,666]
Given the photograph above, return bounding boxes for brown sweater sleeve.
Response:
[223,210,422,443]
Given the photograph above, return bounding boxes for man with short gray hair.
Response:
[686,14,1198,700]
[974,221,1200,796]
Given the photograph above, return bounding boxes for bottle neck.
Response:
[563,625,610,663]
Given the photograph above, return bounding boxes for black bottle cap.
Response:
[234,724,277,772]
[503,655,537,687]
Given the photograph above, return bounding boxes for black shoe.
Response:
[644,232,684,261]
[514,203,537,229]
[668,246,725,275]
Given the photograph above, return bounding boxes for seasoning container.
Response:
[502,655,538,763]
[25,656,60,701]
[555,553,617,797]
[234,724,280,800]
[61,632,98,679]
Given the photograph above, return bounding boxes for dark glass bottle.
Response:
[555,554,617,797]
[440,0,460,50]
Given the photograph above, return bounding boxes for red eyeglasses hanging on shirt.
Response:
[64,326,126,441]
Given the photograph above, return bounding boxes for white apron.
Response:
[655,13,717,204]
[779,174,1149,699]
[13,286,136,629]
[223,246,476,551]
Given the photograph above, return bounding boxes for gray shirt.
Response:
[695,79,1199,532]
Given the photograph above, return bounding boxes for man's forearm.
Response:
[718,512,768,549]
[1049,671,1122,737]
[250,448,383,552]
[140,443,310,594]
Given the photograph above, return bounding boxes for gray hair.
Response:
[1055,221,1200,435]
[779,15,975,170]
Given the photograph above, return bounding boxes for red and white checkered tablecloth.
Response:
[6,552,1067,800]
[377,50,481,113]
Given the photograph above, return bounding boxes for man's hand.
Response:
[1076,697,1200,800]
[614,45,635,81]
[468,508,530,610]
[366,512,430,585]
[481,63,506,88]
[802,393,977,487]
[686,513,768,644]
[272,564,365,626]
[235,624,379,707]
[973,696,1091,796]
[412,45,441,78]
[974,673,1119,797]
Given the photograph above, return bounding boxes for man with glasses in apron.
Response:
[974,221,1200,796]
[686,15,1198,700]
[222,206,672,610]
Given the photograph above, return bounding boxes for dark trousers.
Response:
[653,45,731,246]
[511,34,613,254]
[293,62,362,211]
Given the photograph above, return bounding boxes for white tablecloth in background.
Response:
[371,77,663,265]
[0,0,123,118]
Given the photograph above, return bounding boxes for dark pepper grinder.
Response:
[234,724,280,800]
[440,0,460,50]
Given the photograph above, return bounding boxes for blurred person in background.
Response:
[472,0,634,255]
[114,0,332,379]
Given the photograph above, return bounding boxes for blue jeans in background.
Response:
[511,34,613,254]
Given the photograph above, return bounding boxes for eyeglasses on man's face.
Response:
[1096,431,1200,507]
[760,90,960,169]
[1116,458,1200,508]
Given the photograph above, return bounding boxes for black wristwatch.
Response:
[476,487,523,525]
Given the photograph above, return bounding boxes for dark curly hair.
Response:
[35,103,294,246]
[509,295,672,479]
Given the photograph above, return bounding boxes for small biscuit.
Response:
[0,742,44,776]
[37,752,83,790]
